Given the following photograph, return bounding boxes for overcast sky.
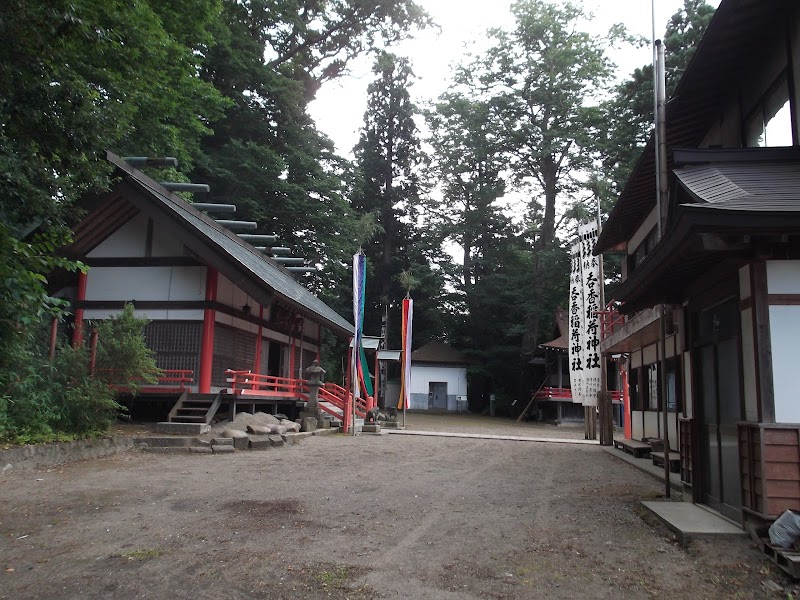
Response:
[309,0,722,157]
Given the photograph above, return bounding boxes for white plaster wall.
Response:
[739,265,751,300]
[668,414,678,452]
[767,261,800,294]
[770,305,800,423]
[84,308,203,321]
[410,364,467,411]
[740,307,759,422]
[151,219,184,256]
[86,213,148,258]
[84,266,205,322]
[643,411,660,440]
[410,365,467,396]
[632,411,643,440]
[85,266,206,302]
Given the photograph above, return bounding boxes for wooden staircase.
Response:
[168,390,224,425]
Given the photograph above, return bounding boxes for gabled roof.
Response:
[67,152,353,336]
[411,341,469,365]
[609,148,800,312]
[596,0,796,254]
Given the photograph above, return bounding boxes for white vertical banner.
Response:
[579,221,602,407]
[568,242,586,404]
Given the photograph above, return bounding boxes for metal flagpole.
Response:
[652,0,671,497]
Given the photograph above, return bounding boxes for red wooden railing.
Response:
[225,370,369,428]
[596,300,627,339]
[103,369,194,394]
[534,387,622,402]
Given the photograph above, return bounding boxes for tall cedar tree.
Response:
[353,53,419,339]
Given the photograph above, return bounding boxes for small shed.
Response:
[407,341,469,412]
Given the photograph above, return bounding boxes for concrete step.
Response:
[134,436,198,447]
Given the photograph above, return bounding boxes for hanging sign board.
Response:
[568,242,586,404]
[579,221,602,407]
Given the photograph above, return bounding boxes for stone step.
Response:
[171,415,207,422]
[156,422,211,435]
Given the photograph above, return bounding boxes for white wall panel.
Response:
[643,411,660,440]
[632,411,643,440]
[739,265,751,299]
[168,267,205,301]
[740,307,758,422]
[771,305,800,423]
[410,365,467,396]
[86,267,172,301]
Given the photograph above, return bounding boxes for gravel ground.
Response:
[0,415,796,599]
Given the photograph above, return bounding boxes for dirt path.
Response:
[0,420,795,599]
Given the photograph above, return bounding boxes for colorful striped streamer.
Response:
[397,297,413,409]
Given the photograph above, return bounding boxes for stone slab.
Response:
[268,435,285,448]
[211,437,234,446]
[362,424,381,433]
[386,429,598,445]
[248,435,271,450]
[211,444,236,454]
[641,501,746,544]
[155,422,210,435]
[312,428,336,436]
[189,446,213,454]
[143,447,191,454]
[233,436,249,450]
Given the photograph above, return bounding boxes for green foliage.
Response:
[0,305,159,444]
[94,304,161,396]
[599,0,715,195]
[0,224,84,352]
[0,333,122,444]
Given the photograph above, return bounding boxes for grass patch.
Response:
[118,548,164,561]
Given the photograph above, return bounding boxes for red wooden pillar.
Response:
[199,268,218,394]
[621,361,631,439]
[72,271,88,347]
[289,324,296,393]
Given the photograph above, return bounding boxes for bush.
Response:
[0,303,158,444]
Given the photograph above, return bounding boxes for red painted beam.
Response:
[198,268,218,393]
